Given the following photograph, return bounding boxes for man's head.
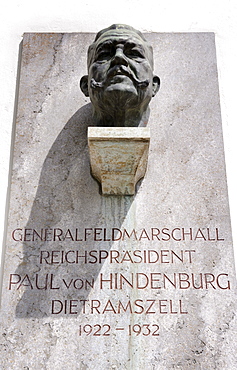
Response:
[80,24,160,127]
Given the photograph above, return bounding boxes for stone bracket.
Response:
[88,127,150,195]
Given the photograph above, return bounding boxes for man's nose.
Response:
[110,47,128,66]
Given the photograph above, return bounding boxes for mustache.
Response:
[90,65,149,90]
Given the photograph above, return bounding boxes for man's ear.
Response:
[80,75,89,97]
[152,76,160,97]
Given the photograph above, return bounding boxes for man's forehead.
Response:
[95,30,147,48]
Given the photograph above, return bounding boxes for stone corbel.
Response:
[88,127,150,195]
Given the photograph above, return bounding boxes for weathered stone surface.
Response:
[0,32,237,369]
[88,127,150,194]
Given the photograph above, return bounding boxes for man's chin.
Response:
[102,88,141,111]
[90,83,147,111]
[102,83,140,106]
[104,82,138,95]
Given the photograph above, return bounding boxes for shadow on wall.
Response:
[15,103,135,318]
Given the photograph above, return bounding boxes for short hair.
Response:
[87,24,154,69]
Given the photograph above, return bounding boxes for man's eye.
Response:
[96,51,112,61]
[126,49,144,59]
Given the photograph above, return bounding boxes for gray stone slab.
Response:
[0,32,237,369]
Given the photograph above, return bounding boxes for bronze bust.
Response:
[80,24,160,127]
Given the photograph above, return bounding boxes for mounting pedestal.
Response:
[88,127,150,195]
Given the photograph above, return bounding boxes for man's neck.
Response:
[93,105,150,127]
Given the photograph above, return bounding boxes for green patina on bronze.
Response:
[80,24,160,127]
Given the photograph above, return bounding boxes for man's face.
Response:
[87,30,156,108]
